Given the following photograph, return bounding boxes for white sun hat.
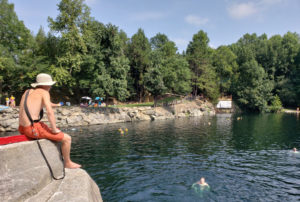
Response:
[31,73,56,88]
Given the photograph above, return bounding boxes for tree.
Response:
[127,28,151,101]
[232,57,273,112]
[0,0,34,100]
[268,95,282,112]
[275,32,300,106]
[150,33,191,95]
[90,24,130,102]
[212,46,238,95]
[144,67,166,106]
[186,30,219,102]
[0,0,32,52]
[161,55,192,95]
[150,33,177,57]
[48,0,90,95]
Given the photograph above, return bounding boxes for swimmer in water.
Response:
[292,147,299,153]
[197,177,209,187]
[192,177,210,196]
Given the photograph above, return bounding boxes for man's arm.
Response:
[42,91,60,133]
[51,102,61,107]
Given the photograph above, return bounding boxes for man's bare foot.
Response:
[65,161,81,169]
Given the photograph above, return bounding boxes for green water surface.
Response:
[68,113,300,201]
[4,113,299,201]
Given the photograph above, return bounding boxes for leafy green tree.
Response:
[0,0,35,101]
[77,19,104,97]
[150,33,177,57]
[292,50,300,107]
[268,95,282,112]
[127,28,151,101]
[275,32,300,106]
[161,55,192,95]
[212,46,238,95]
[48,0,90,94]
[0,0,32,52]
[90,24,130,102]
[186,30,219,102]
[150,33,192,96]
[232,57,273,112]
[144,67,166,106]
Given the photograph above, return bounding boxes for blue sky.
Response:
[9,0,300,52]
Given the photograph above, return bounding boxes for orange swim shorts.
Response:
[18,122,64,142]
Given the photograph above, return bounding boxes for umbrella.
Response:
[81,96,92,100]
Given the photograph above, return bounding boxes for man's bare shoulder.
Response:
[34,88,50,96]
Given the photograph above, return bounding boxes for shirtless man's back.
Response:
[18,73,81,169]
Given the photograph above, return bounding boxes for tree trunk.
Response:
[154,96,157,107]
[105,94,109,108]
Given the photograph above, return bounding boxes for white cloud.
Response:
[131,12,165,21]
[227,0,285,20]
[185,15,209,26]
[227,2,257,19]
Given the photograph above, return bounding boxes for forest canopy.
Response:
[0,0,299,112]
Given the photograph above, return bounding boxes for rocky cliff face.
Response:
[0,100,215,132]
[0,139,102,202]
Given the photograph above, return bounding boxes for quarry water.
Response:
[38,113,300,201]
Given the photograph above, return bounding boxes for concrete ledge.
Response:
[0,139,102,202]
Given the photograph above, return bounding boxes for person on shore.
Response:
[6,97,9,106]
[9,95,16,107]
[18,73,81,169]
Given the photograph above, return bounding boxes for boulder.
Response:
[0,139,102,202]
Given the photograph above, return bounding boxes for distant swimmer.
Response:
[292,147,299,153]
[118,128,124,135]
[192,177,210,196]
[197,177,209,187]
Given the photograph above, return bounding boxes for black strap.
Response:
[24,89,65,180]
[24,90,44,124]
[36,140,65,180]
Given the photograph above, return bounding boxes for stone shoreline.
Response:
[0,100,215,132]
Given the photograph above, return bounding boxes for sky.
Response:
[9,0,300,52]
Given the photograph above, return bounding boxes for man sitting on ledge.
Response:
[18,73,81,169]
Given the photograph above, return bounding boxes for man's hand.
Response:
[52,128,61,134]
[50,102,61,107]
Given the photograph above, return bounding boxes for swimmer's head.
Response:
[200,177,206,184]
[293,148,297,152]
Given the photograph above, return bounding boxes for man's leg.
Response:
[61,133,81,169]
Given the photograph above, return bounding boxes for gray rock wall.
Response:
[0,100,215,132]
[0,139,102,202]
